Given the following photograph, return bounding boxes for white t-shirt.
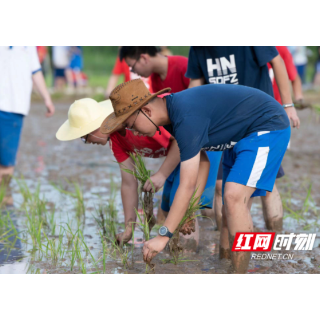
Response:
[0,46,41,116]
[288,46,308,66]
[52,46,69,68]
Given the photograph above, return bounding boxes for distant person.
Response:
[288,46,308,84]
[268,46,306,106]
[52,46,70,90]
[0,46,55,206]
[105,50,152,98]
[119,46,189,94]
[159,46,172,56]
[66,46,85,90]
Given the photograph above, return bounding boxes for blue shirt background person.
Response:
[186,46,278,96]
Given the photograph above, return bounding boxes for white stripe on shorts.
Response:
[247,147,270,188]
[257,131,270,136]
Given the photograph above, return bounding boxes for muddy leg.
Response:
[220,205,231,259]
[261,184,283,231]
[224,182,255,274]
[214,180,223,231]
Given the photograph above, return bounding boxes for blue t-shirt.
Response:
[185,46,278,96]
[165,84,290,162]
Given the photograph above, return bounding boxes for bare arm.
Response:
[270,55,300,128]
[188,77,205,88]
[143,137,180,192]
[143,152,201,262]
[117,157,139,244]
[32,71,55,117]
[105,74,120,98]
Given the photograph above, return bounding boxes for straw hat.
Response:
[56,98,113,141]
[100,79,170,134]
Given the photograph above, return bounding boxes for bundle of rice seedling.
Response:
[120,153,156,232]
[169,189,203,265]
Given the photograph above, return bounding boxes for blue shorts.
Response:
[161,151,222,212]
[54,68,66,78]
[0,111,24,166]
[216,154,285,180]
[222,127,291,200]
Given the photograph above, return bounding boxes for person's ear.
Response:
[142,105,152,117]
[140,54,149,64]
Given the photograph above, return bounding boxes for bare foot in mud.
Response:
[180,216,196,235]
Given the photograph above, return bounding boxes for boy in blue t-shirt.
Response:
[101,79,291,273]
[185,46,300,256]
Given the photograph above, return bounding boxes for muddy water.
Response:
[1,99,320,274]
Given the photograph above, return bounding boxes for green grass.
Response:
[283,184,320,230]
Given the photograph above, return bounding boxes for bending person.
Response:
[101,79,291,273]
[56,97,210,245]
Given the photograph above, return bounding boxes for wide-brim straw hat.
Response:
[100,79,171,134]
[56,98,113,141]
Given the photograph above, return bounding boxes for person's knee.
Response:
[224,190,242,205]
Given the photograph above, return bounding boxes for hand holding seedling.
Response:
[143,171,167,192]
[180,214,196,235]
[143,235,168,263]
[116,225,133,246]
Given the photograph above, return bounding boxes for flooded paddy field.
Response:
[1,97,320,274]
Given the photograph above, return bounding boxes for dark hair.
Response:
[119,46,159,61]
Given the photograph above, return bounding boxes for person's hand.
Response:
[143,235,168,263]
[116,225,133,246]
[294,99,312,110]
[180,215,196,235]
[143,171,166,193]
[116,230,132,246]
[285,106,300,129]
[45,99,55,117]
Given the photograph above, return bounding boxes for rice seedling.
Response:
[120,153,156,232]
[0,179,7,207]
[134,207,156,273]
[313,104,320,115]
[283,184,320,230]
[25,209,43,249]
[169,189,203,265]
[93,201,117,242]
[51,180,85,219]
[42,227,67,263]
[295,102,320,115]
